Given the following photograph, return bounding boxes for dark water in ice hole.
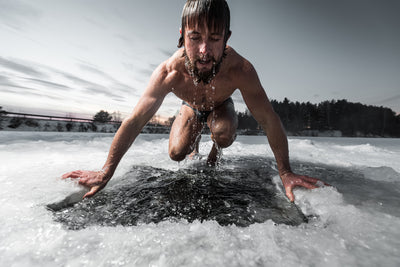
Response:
[48,157,310,229]
[47,156,400,230]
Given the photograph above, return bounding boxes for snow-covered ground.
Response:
[0,132,399,266]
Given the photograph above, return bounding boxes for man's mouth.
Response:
[183,48,224,84]
[198,59,210,64]
[197,57,212,67]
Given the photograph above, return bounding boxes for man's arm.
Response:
[238,61,323,202]
[62,63,172,198]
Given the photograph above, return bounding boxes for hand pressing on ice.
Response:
[280,172,329,202]
[62,170,110,199]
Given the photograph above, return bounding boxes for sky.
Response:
[1,0,399,119]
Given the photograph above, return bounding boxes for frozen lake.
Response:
[0,132,399,266]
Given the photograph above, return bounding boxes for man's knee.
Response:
[168,146,188,161]
[209,115,237,148]
[211,129,237,148]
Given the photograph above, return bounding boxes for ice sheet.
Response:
[0,132,399,266]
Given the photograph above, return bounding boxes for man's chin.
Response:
[196,63,213,71]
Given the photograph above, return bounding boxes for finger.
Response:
[83,186,99,199]
[285,180,317,202]
[296,180,318,190]
[301,176,320,184]
[62,171,82,179]
[285,186,295,202]
[61,172,74,179]
[301,176,331,187]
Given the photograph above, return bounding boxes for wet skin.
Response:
[62,23,328,201]
[169,24,237,165]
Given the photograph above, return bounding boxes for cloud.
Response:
[23,77,72,91]
[78,63,139,96]
[0,73,12,83]
[0,57,47,78]
[0,73,37,92]
[0,61,77,100]
[114,33,134,45]
[84,86,124,100]
[159,48,174,58]
[376,94,400,105]
[133,63,159,82]
[78,63,111,78]
[111,81,139,96]
[0,83,36,93]
[58,71,91,86]
[0,58,130,102]
[0,83,61,101]
[149,63,159,70]
[0,0,41,30]
[121,62,134,71]
[54,69,127,100]
[137,67,153,77]
[84,16,108,30]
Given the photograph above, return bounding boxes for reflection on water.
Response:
[48,157,308,229]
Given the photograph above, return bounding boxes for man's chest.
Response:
[173,80,236,111]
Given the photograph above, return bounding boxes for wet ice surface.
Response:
[1,132,400,266]
[48,159,307,229]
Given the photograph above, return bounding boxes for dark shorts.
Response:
[182,97,234,123]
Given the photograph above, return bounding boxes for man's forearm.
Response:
[262,112,292,176]
[101,117,144,179]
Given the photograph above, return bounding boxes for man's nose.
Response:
[199,41,210,54]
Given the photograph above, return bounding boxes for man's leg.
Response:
[169,104,204,161]
[188,134,202,159]
[206,99,238,165]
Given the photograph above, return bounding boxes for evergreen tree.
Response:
[93,110,112,123]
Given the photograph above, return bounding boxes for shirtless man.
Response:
[63,0,325,202]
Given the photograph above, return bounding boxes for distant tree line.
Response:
[2,102,399,137]
[236,99,400,137]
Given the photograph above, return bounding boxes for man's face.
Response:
[183,23,227,84]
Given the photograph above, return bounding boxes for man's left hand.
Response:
[280,172,329,202]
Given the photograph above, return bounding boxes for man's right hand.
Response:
[62,170,110,198]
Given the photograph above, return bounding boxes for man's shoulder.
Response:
[152,49,185,84]
[163,49,185,70]
[224,46,256,76]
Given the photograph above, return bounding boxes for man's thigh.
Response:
[169,104,204,155]
[207,99,238,132]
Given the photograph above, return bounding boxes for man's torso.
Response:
[163,46,246,111]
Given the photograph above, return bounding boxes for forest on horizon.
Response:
[236,98,400,137]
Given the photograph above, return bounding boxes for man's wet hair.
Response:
[178,0,231,48]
